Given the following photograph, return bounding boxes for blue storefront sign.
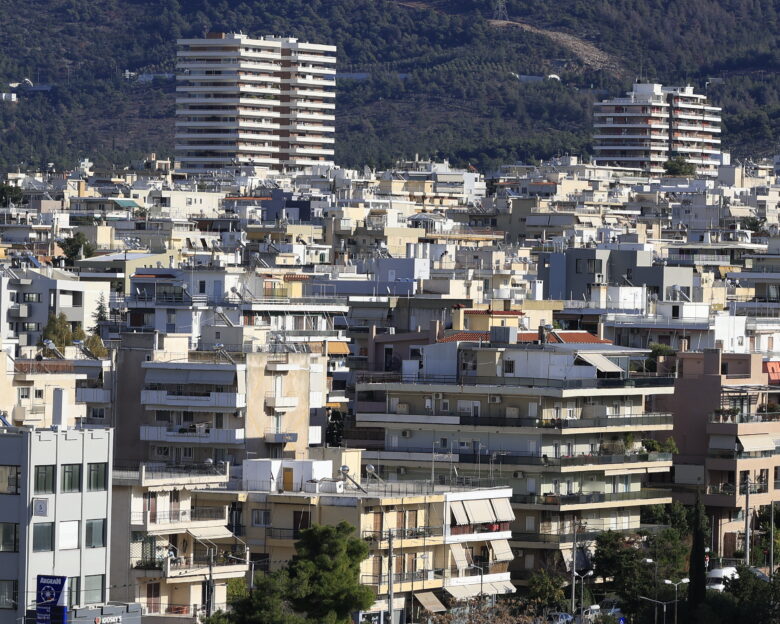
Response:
[36,575,68,624]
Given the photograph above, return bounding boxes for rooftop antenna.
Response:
[493,0,509,21]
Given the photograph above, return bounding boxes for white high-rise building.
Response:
[593,82,722,176]
[175,33,336,174]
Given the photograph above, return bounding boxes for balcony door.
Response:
[145,582,160,614]
[144,492,157,523]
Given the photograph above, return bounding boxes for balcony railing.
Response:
[707,450,774,460]
[131,506,227,524]
[361,569,444,586]
[511,488,671,506]
[449,522,511,536]
[267,527,307,540]
[355,372,674,390]
[362,526,445,541]
[705,482,769,496]
[458,413,672,429]
[709,411,780,424]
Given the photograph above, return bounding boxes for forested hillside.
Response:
[0,0,779,171]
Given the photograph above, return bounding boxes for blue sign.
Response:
[618,618,627,624]
[36,575,68,624]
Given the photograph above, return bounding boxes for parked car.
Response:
[547,613,575,624]
[706,566,739,592]
[599,599,624,617]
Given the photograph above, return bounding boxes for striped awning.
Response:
[414,592,446,613]
[490,498,515,523]
[450,501,469,525]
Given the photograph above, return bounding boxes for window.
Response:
[23,293,40,303]
[22,323,39,332]
[88,407,105,419]
[68,577,80,608]
[441,399,450,412]
[87,463,107,491]
[503,360,515,375]
[61,464,82,493]
[85,519,106,548]
[33,523,54,552]
[0,524,17,552]
[155,447,170,458]
[0,466,19,495]
[198,281,206,294]
[34,466,55,494]
[251,509,270,527]
[34,389,43,399]
[60,521,79,550]
[83,575,104,605]
[183,447,193,459]
[0,580,17,609]
[17,388,29,401]
[156,411,171,423]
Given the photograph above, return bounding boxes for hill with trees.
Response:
[0,0,779,171]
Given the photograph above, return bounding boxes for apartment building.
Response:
[593,82,722,176]
[110,462,248,621]
[0,426,113,624]
[175,32,336,173]
[354,328,674,584]
[200,452,514,624]
[658,349,780,557]
[115,333,328,465]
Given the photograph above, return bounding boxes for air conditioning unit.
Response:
[490,396,502,404]
[434,393,443,400]
[401,430,412,438]
[513,471,524,479]
[397,467,407,475]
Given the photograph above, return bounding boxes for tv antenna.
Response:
[493,0,509,21]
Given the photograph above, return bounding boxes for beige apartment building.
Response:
[201,450,515,624]
[354,331,674,584]
[659,349,780,557]
[111,462,248,621]
[115,333,328,466]
[176,32,336,173]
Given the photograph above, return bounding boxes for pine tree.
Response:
[688,494,707,616]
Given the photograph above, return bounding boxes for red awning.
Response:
[764,361,780,384]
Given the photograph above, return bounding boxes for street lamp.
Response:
[570,520,588,614]
[664,577,689,624]
[573,569,593,617]
[644,558,659,624]
[409,553,429,624]
[467,563,485,597]
[639,596,675,624]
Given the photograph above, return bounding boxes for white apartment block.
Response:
[593,83,722,176]
[0,427,113,624]
[176,32,336,174]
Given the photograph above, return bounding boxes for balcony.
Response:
[141,389,247,409]
[511,488,672,508]
[9,304,29,318]
[709,410,780,424]
[140,425,246,445]
[264,392,298,410]
[264,430,299,444]
[362,526,445,541]
[164,552,249,580]
[113,462,229,488]
[76,387,111,403]
[131,506,228,532]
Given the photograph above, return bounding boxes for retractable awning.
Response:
[187,526,235,541]
[490,498,515,523]
[414,592,446,613]
[489,539,514,562]
[450,501,469,526]
[449,543,468,571]
[463,499,496,524]
[738,434,775,452]
[709,435,737,450]
[576,353,624,374]
[445,584,481,599]
[485,580,516,594]
[326,341,351,355]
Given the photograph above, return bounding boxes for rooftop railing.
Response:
[356,372,674,389]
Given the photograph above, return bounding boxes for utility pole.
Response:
[744,478,751,566]
[571,521,578,614]
[388,530,395,624]
[771,500,775,579]
[206,547,215,616]
[493,0,509,21]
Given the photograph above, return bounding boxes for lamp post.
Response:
[467,563,485,597]
[644,558,659,624]
[570,520,587,614]
[664,577,689,624]
[409,553,429,624]
[639,596,675,624]
[573,569,593,618]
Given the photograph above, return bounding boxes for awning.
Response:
[765,361,780,384]
[449,543,468,571]
[576,353,624,374]
[145,368,188,384]
[489,539,514,562]
[145,368,236,386]
[326,341,351,355]
[738,433,775,452]
[709,435,737,451]
[450,501,469,526]
[485,580,516,594]
[187,526,235,541]
[463,499,496,524]
[414,592,446,613]
[445,584,481,599]
[490,498,515,523]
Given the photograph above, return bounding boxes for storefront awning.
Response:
[489,539,514,562]
[449,543,468,571]
[450,501,469,526]
[463,499,496,525]
[738,433,775,452]
[490,498,515,523]
[576,353,624,373]
[414,592,446,613]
